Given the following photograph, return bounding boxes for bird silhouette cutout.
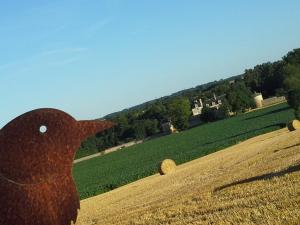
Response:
[0,108,115,225]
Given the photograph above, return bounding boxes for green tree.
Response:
[284,64,300,119]
[283,49,300,119]
[142,102,168,122]
[112,114,131,140]
[132,120,147,140]
[144,119,159,136]
[167,98,191,130]
[283,48,300,65]
[244,61,285,97]
[201,107,217,122]
[226,82,255,112]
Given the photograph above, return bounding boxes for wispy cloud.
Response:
[85,17,113,37]
[40,47,88,56]
[129,28,149,36]
[0,61,19,70]
[0,46,88,72]
[48,57,79,66]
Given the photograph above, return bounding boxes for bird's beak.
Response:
[77,120,115,141]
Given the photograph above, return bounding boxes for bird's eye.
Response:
[39,125,47,134]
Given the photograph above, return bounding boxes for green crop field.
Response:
[73,103,295,199]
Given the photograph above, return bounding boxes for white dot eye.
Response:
[39,125,47,134]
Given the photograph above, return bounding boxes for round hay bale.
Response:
[287,120,300,131]
[159,159,176,175]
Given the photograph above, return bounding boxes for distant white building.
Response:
[192,93,224,116]
[192,98,204,116]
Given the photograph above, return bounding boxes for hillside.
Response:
[76,127,300,225]
[73,103,294,199]
[81,48,300,159]
[103,74,244,119]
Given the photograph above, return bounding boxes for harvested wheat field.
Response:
[76,128,300,225]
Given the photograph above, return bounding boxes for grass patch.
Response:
[73,103,294,199]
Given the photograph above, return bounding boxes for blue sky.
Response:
[1,0,300,128]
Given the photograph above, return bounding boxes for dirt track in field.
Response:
[76,128,300,225]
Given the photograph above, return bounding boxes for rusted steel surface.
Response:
[0,108,114,225]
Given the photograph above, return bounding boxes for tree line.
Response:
[77,48,300,156]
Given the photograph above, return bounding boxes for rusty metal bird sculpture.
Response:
[0,108,114,225]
